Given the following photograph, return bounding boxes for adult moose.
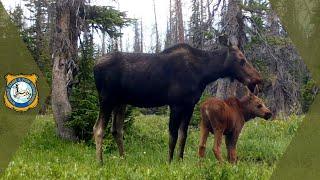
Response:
[93,36,262,164]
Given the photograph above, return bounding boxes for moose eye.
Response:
[257,104,263,108]
[240,59,246,66]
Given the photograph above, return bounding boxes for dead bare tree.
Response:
[165,0,176,47]
[102,31,106,55]
[153,0,161,52]
[133,20,142,52]
[175,0,184,43]
[140,19,144,52]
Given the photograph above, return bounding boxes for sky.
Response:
[1,0,191,52]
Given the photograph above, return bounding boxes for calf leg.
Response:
[93,105,112,165]
[178,105,194,159]
[213,130,223,162]
[225,133,239,164]
[198,120,209,158]
[111,104,126,157]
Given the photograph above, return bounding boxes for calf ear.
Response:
[253,85,259,96]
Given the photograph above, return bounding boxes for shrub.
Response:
[301,79,318,113]
[69,85,136,141]
[68,86,98,141]
[139,106,169,116]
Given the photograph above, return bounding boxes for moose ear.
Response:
[218,34,230,47]
[244,86,250,96]
[253,85,259,96]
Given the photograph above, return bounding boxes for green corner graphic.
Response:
[0,2,49,173]
[270,0,320,179]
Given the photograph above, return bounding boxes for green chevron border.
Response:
[1,0,320,178]
[0,2,49,174]
[270,0,320,179]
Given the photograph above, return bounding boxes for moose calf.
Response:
[198,88,272,163]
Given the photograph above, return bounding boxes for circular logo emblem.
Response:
[4,74,39,112]
[6,78,37,108]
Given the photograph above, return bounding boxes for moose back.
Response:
[93,43,262,164]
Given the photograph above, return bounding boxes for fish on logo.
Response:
[4,74,39,112]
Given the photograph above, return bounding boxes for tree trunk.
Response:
[153,0,160,52]
[119,29,123,52]
[140,19,143,52]
[52,0,79,141]
[102,31,106,55]
[133,20,141,52]
[175,0,184,43]
[48,1,56,56]
[165,0,173,48]
[34,0,44,66]
[199,0,204,49]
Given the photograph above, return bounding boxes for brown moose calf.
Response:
[198,90,272,163]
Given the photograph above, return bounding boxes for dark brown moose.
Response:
[198,87,272,163]
[93,38,262,164]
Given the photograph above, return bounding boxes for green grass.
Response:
[1,114,303,179]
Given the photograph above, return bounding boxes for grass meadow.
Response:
[2,114,302,179]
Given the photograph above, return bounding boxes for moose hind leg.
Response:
[93,106,112,165]
[111,104,126,157]
[225,133,239,164]
[213,130,223,162]
[198,120,209,158]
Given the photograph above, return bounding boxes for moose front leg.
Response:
[178,105,194,159]
[168,105,184,163]
[225,133,239,164]
[111,104,126,157]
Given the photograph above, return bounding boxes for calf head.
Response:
[219,35,262,92]
[242,86,272,120]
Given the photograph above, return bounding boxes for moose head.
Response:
[219,35,262,92]
[241,86,272,120]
